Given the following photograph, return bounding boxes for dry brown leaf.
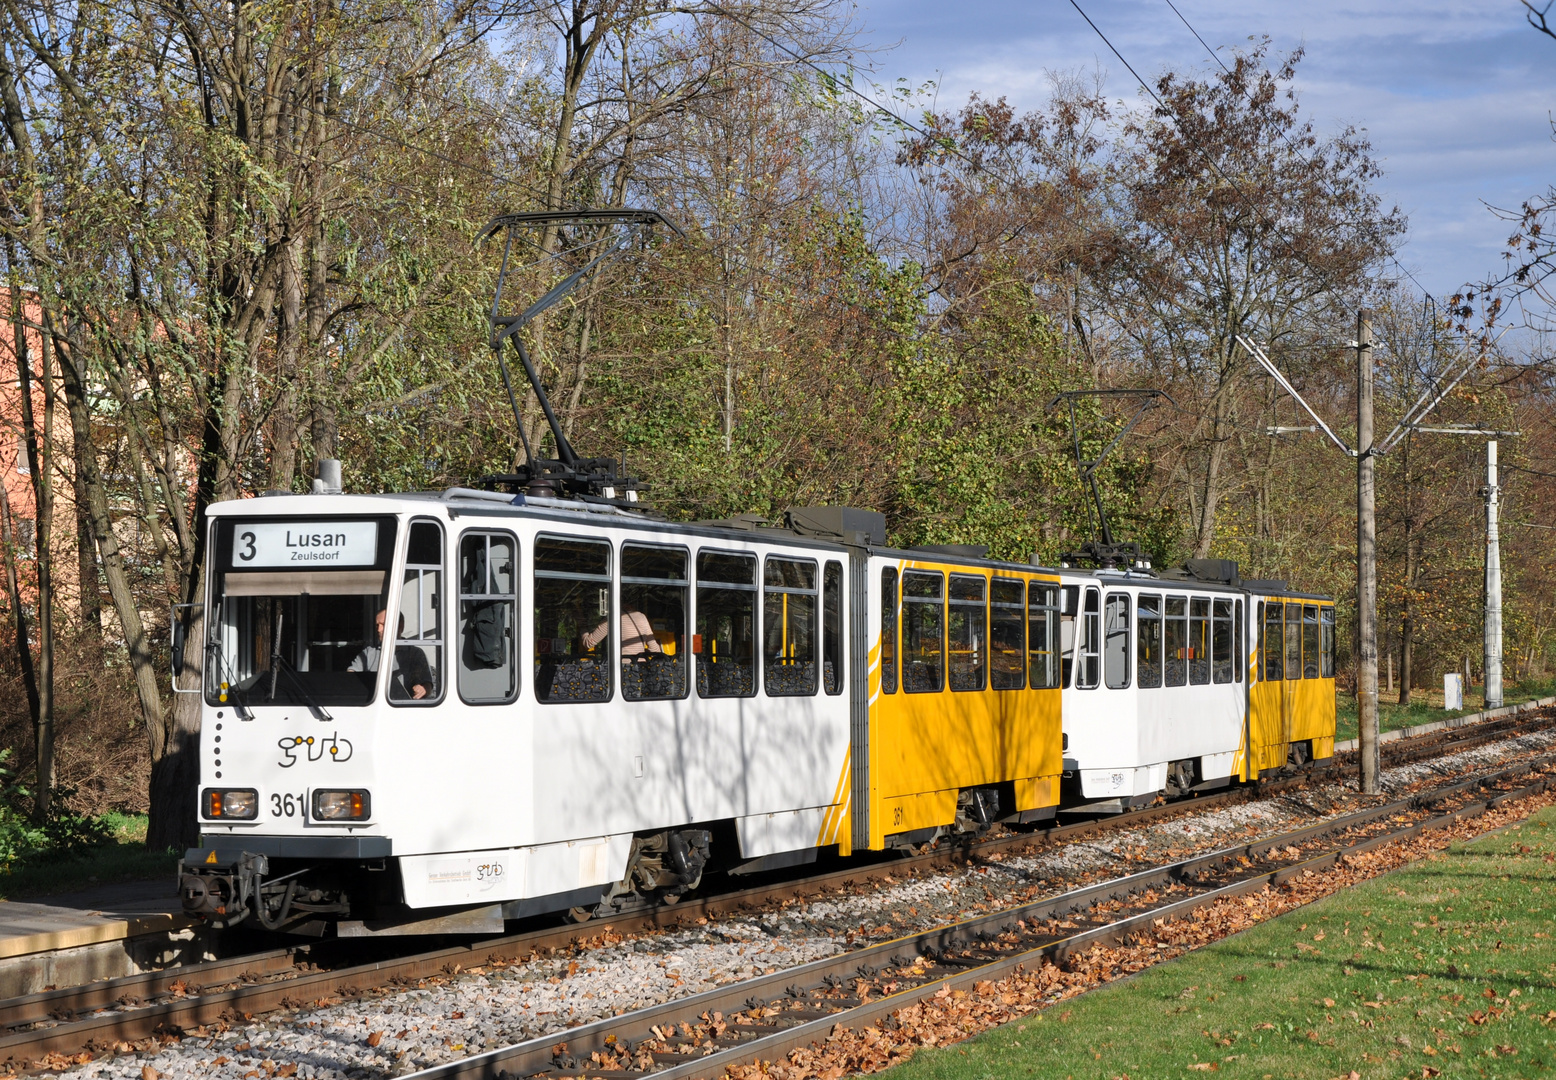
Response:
[367,1031,383,1047]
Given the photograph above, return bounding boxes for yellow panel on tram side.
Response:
[1245,596,1338,779]
[860,559,1063,852]
[1246,596,1289,777]
[1290,601,1337,760]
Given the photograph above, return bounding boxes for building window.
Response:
[902,570,944,693]
[620,544,689,701]
[696,550,758,698]
[764,557,818,697]
[948,574,986,691]
[533,535,612,703]
[457,531,517,704]
[989,577,1025,690]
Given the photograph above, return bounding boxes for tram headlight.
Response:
[203,788,258,820]
[312,789,371,821]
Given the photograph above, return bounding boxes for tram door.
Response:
[1282,602,1301,750]
[1249,599,1288,774]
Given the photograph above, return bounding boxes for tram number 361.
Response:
[272,792,307,818]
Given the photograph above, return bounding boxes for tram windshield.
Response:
[205,517,397,709]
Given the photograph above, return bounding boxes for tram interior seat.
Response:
[903,661,940,693]
[697,658,755,697]
[622,655,687,699]
[538,659,611,701]
[764,661,817,696]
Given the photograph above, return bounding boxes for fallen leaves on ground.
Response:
[722,777,1556,1079]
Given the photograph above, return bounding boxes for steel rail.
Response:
[405,754,1556,1080]
[2,709,1550,1069]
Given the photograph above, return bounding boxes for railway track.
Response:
[410,752,1556,1080]
[4,707,1551,1072]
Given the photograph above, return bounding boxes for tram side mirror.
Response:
[170,601,202,692]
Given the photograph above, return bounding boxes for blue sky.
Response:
[857,0,1556,300]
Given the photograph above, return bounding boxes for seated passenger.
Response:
[582,610,663,657]
[349,609,433,700]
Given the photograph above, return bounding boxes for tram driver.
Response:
[349,608,434,700]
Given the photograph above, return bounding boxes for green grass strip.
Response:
[888,806,1556,1080]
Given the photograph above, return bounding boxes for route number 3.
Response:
[238,531,257,561]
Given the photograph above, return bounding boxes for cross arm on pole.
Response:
[1235,335,1354,456]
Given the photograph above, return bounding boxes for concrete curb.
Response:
[1333,694,1556,753]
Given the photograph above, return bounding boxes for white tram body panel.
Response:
[1057,571,1249,803]
[194,491,852,917]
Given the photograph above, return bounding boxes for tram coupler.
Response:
[179,850,268,925]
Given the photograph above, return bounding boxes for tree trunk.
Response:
[57,341,183,845]
[9,267,52,817]
[0,479,40,771]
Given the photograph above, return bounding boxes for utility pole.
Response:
[1485,439,1503,708]
[1237,323,1505,799]
[1356,311,1380,795]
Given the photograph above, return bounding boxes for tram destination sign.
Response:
[230,521,379,568]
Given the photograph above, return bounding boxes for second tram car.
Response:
[1055,561,1335,810]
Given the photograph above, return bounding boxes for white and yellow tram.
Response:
[181,491,1333,933]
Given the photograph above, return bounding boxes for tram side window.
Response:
[1212,599,1233,685]
[1263,601,1283,681]
[534,536,613,703]
[1285,602,1302,681]
[620,544,689,701]
[1103,593,1130,690]
[1189,598,1210,685]
[948,574,987,691]
[457,531,517,704]
[902,571,944,693]
[1235,599,1244,683]
[1302,604,1320,679]
[1076,587,1101,689]
[1028,582,1060,689]
[990,578,1025,690]
[1320,607,1336,678]
[391,520,444,704]
[823,561,844,695]
[1137,594,1163,689]
[765,557,819,697]
[697,550,758,698]
[1164,596,1188,687]
[1059,585,1080,687]
[880,568,898,694]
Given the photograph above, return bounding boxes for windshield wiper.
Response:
[205,641,255,720]
[272,652,335,721]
